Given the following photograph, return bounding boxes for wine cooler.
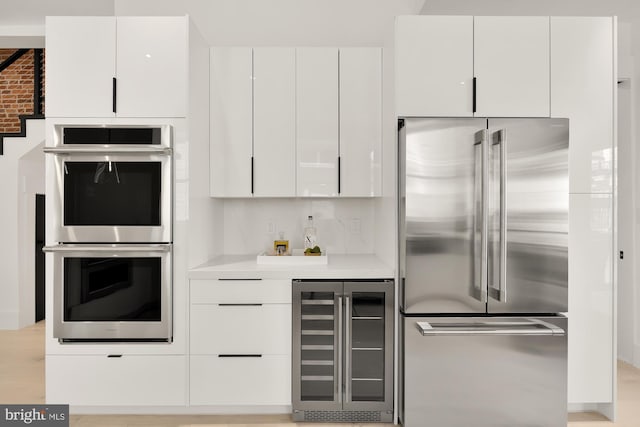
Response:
[292,280,393,422]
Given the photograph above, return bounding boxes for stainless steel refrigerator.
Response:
[399,118,569,427]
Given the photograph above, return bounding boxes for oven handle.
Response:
[43,244,172,253]
[43,146,172,155]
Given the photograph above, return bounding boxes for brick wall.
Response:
[0,49,45,134]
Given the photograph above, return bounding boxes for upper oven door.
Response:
[48,150,172,243]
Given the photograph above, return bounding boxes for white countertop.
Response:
[188,253,395,280]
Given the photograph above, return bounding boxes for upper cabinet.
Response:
[46,16,188,118]
[209,47,253,197]
[253,48,297,197]
[296,48,339,197]
[339,48,382,197]
[474,16,549,117]
[210,47,382,198]
[550,17,614,194]
[395,16,474,117]
[395,15,550,118]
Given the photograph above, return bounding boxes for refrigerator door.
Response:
[400,118,488,314]
[402,315,568,427]
[487,118,569,313]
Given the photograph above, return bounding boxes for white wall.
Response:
[0,120,45,329]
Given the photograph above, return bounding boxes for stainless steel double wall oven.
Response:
[45,125,173,342]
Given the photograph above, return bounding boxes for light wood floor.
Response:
[0,321,636,426]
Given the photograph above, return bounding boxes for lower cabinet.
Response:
[46,355,187,406]
[190,355,290,405]
[189,278,292,406]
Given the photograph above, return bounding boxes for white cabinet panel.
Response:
[190,279,291,304]
[296,48,339,197]
[339,48,382,197]
[45,17,116,118]
[47,355,186,406]
[395,15,474,117]
[551,17,614,194]
[474,16,550,117]
[190,304,291,355]
[116,17,187,117]
[568,194,613,403]
[190,355,290,406]
[253,48,296,197]
[210,47,253,197]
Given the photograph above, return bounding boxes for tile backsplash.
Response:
[222,198,375,255]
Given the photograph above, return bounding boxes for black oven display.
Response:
[63,257,161,322]
[64,162,161,226]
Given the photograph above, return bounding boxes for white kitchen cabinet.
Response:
[190,355,291,406]
[568,194,614,403]
[115,17,188,117]
[551,17,614,194]
[209,47,253,197]
[395,15,474,117]
[47,354,187,406]
[45,16,188,118]
[474,16,550,117]
[45,17,116,118]
[296,48,339,197]
[189,279,292,406]
[339,48,382,197]
[253,48,296,197]
[395,15,550,118]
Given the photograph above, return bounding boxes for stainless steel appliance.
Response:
[45,125,172,243]
[44,244,172,341]
[292,280,393,422]
[399,118,569,427]
[44,125,173,342]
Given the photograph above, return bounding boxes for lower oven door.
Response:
[45,244,172,342]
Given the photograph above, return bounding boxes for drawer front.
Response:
[190,304,291,355]
[190,279,291,304]
[190,354,291,406]
[46,355,186,406]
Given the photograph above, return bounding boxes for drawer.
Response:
[46,355,186,406]
[190,279,291,304]
[190,304,291,355]
[189,354,291,406]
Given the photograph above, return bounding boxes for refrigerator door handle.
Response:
[416,319,565,336]
[490,129,508,303]
[474,130,489,303]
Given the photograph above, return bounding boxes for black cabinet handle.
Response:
[472,77,477,113]
[107,354,122,358]
[218,303,263,307]
[112,77,117,113]
[218,354,262,358]
[338,156,341,194]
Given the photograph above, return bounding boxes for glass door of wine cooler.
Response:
[343,281,393,411]
[292,281,343,411]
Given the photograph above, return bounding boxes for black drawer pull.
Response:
[107,354,122,358]
[218,303,263,307]
[218,354,262,358]
[217,278,262,281]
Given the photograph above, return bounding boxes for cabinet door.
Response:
[568,194,613,403]
[296,48,339,197]
[292,281,343,411]
[116,17,188,117]
[253,48,296,197]
[474,16,550,117]
[209,47,253,197]
[45,17,116,118]
[550,17,614,194]
[343,281,393,411]
[395,15,473,117]
[339,48,382,197]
